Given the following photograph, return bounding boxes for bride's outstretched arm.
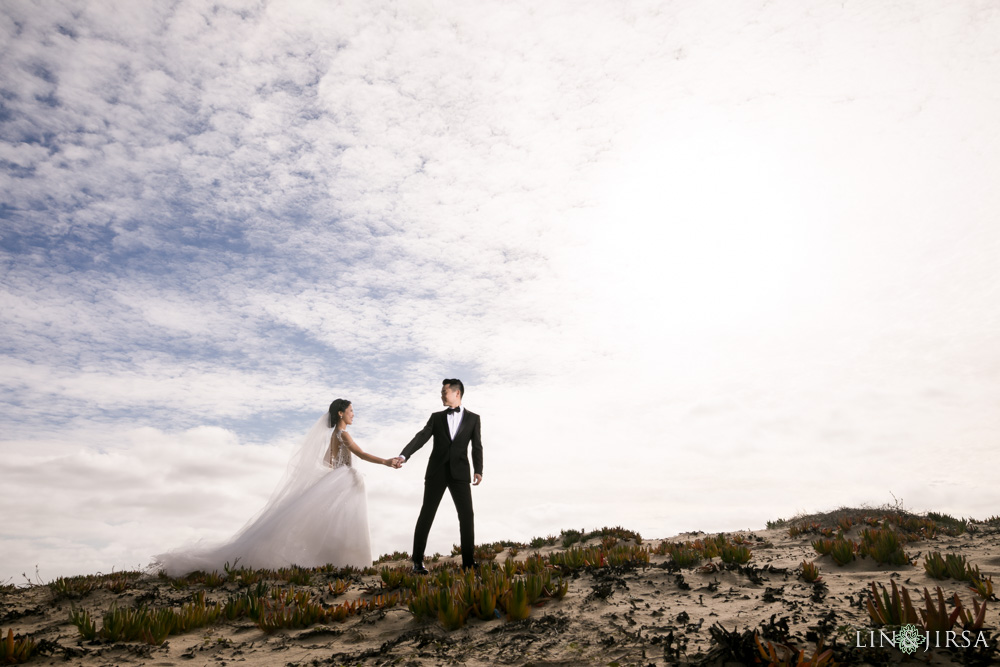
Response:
[340,431,394,467]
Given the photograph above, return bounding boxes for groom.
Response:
[390,379,483,573]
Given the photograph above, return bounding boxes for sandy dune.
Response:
[2,510,997,665]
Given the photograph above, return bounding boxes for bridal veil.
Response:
[152,411,372,576]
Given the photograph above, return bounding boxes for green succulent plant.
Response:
[437,585,469,630]
[670,547,702,568]
[471,583,497,620]
[811,538,833,556]
[800,561,821,583]
[69,608,97,641]
[829,538,857,566]
[866,580,919,627]
[719,544,752,565]
[2,629,37,665]
[924,551,949,579]
[969,574,994,600]
[502,579,531,621]
[859,528,909,565]
[919,586,965,633]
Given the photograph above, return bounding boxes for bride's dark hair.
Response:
[328,398,351,428]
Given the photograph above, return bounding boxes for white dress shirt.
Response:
[446,405,463,439]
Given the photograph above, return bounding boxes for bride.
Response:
[153,399,395,576]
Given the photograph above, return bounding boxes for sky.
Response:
[2,0,999,584]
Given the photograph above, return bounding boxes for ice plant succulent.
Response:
[859,528,909,565]
[969,574,995,601]
[919,586,965,633]
[829,538,857,566]
[328,578,350,596]
[69,608,97,641]
[2,629,37,665]
[436,586,468,630]
[924,551,949,579]
[866,580,920,627]
[811,538,833,556]
[800,561,821,583]
[719,544,752,565]
[754,632,834,667]
[502,579,531,621]
[919,586,988,633]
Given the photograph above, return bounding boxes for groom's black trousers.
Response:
[413,466,475,568]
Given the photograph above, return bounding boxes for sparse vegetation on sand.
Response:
[2,507,998,665]
[866,579,989,633]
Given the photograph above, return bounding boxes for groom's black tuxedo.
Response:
[401,409,483,482]
[400,408,483,568]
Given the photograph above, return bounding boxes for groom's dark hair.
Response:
[443,378,464,397]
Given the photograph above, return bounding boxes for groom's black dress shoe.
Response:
[412,562,429,575]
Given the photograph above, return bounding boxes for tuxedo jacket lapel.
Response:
[452,411,473,443]
[438,411,451,440]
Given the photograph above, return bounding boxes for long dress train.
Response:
[153,427,371,576]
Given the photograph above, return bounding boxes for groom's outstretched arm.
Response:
[399,415,434,462]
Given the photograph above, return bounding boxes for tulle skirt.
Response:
[154,466,372,576]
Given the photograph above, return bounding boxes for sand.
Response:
[2,512,998,666]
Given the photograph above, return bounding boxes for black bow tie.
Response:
[446,407,461,414]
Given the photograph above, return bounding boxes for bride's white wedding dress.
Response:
[153,415,372,576]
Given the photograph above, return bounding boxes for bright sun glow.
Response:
[580,109,832,339]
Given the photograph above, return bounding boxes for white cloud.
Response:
[2,424,287,580]
[2,0,1000,581]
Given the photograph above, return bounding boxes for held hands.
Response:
[383,457,477,484]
